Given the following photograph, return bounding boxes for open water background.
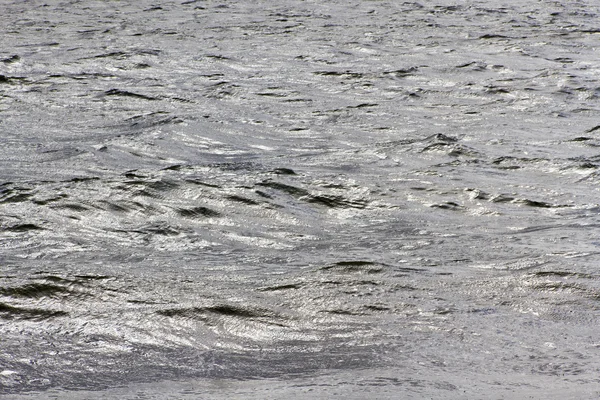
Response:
[2,0,600,398]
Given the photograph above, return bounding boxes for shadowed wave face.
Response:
[2,0,600,398]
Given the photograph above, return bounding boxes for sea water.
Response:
[1,1,600,398]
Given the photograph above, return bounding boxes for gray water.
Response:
[2,0,600,398]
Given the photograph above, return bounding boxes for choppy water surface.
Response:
[2,0,600,398]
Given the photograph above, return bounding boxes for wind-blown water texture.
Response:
[2,0,600,398]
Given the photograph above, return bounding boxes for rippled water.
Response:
[2,0,600,398]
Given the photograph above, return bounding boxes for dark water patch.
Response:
[257,181,310,197]
[162,164,184,171]
[177,206,221,218]
[572,163,597,169]
[126,113,182,128]
[0,283,73,299]
[147,179,179,192]
[283,98,313,103]
[135,224,182,236]
[324,308,362,316]
[258,283,304,292]
[364,305,391,312]
[25,275,110,293]
[0,75,28,84]
[383,67,419,78]
[116,179,149,190]
[495,165,521,170]
[515,199,555,208]
[0,191,32,203]
[93,51,128,59]
[421,143,480,157]
[104,89,159,101]
[255,190,273,199]
[206,305,272,318]
[227,195,260,205]
[430,202,463,211]
[272,168,296,175]
[321,261,384,274]
[67,176,100,183]
[51,203,90,212]
[259,179,366,208]
[4,223,45,232]
[348,279,380,287]
[312,108,346,116]
[347,103,378,109]
[209,162,263,172]
[469,307,496,315]
[127,299,170,305]
[433,4,464,12]
[485,85,510,94]
[2,55,20,64]
[256,92,288,97]
[184,178,221,188]
[492,156,548,166]
[456,61,487,70]
[157,304,280,321]
[307,194,367,209]
[479,34,509,39]
[313,70,365,79]
[568,137,600,147]
[0,302,68,320]
[553,57,574,64]
[586,125,600,133]
[205,54,231,60]
[156,307,206,319]
[123,170,150,179]
[433,307,455,315]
